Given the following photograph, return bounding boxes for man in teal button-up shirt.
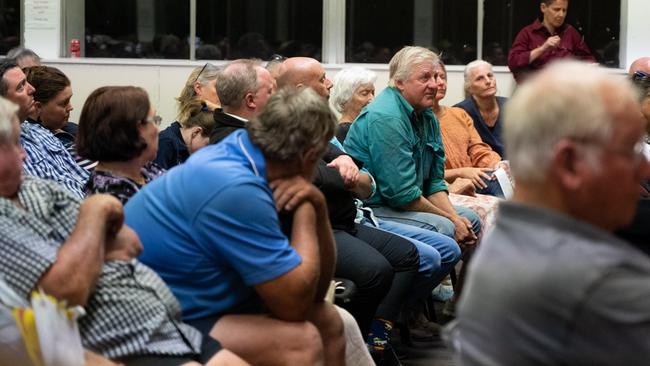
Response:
[344,46,480,245]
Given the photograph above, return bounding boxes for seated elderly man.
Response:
[449,61,650,365]
[344,46,481,246]
[125,88,351,366]
[0,60,89,198]
[0,96,246,365]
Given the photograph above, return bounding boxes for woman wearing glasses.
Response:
[155,63,219,169]
[77,86,164,204]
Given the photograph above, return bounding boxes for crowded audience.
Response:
[2,17,650,365]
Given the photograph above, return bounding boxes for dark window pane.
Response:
[0,0,21,55]
[85,0,190,59]
[483,0,620,67]
[196,0,323,61]
[346,0,477,65]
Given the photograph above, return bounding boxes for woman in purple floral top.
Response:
[77,86,165,204]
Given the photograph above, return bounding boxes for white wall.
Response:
[47,59,516,128]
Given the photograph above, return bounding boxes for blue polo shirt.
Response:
[125,129,302,321]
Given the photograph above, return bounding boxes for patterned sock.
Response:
[366,318,393,352]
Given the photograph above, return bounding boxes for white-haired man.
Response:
[344,46,481,246]
[450,61,650,365]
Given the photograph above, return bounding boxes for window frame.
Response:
[49,0,631,69]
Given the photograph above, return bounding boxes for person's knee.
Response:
[461,209,482,235]
[355,259,394,297]
[283,322,324,365]
[442,237,462,265]
[436,218,456,238]
[415,242,441,275]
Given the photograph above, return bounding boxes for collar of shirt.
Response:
[233,129,266,179]
[225,112,249,123]
[531,18,568,36]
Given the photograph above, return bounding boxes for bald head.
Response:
[629,57,650,75]
[277,57,333,99]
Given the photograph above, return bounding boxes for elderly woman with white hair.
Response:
[454,60,507,157]
[330,66,377,143]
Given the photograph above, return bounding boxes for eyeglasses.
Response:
[145,115,162,127]
[634,70,649,79]
[193,62,217,84]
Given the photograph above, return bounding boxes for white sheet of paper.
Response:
[493,167,514,199]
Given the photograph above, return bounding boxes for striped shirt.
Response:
[0,177,202,359]
[53,122,97,171]
[20,120,89,198]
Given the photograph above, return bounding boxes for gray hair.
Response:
[248,87,337,163]
[463,60,493,94]
[216,59,261,109]
[388,46,439,87]
[330,67,377,113]
[6,47,41,68]
[504,60,637,182]
[0,96,18,144]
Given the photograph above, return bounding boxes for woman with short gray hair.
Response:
[455,60,507,156]
[329,67,377,143]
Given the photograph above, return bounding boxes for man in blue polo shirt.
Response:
[125,88,346,365]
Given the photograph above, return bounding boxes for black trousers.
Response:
[334,223,419,335]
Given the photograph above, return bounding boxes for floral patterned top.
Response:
[84,162,165,204]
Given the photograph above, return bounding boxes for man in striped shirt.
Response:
[0,60,89,198]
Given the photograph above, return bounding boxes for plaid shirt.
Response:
[0,177,202,359]
[20,120,89,198]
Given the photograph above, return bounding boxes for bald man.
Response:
[277,57,333,98]
[629,57,650,75]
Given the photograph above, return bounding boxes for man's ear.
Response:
[394,78,405,93]
[550,140,584,191]
[244,92,255,109]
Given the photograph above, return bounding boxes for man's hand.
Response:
[270,175,326,212]
[542,35,561,51]
[458,167,494,189]
[79,194,124,238]
[448,178,476,196]
[105,225,143,261]
[327,155,359,189]
[452,216,478,246]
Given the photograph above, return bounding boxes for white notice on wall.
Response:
[25,0,58,30]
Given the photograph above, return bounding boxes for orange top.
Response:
[438,106,501,169]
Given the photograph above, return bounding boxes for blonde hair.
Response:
[388,46,439,87]
[176,64,220,123]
